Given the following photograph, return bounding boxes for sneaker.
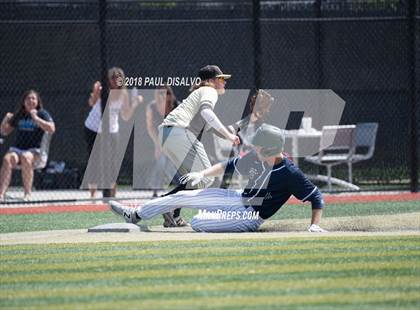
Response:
[109,200,140,224]
[162,212,177,227]
[175,217,190,227]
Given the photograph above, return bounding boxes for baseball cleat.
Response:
[109,200,140,224]
[162,212,177,227]
[175,217,190,227]
[162,213,190,227]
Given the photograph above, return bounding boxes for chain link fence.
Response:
[0,0,418,202]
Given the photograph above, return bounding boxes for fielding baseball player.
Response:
[157,65,240,226]
[109,124,327,233]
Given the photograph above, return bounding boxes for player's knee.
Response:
[191,216,233,233]
[190,216,201,231]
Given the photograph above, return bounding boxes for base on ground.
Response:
[88,223,143,233]
[87,223,194,233]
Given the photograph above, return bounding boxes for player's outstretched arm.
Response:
[311,208,323,225]
[201,162,226,178]
[288,167,327,232]
[179,162,226,186]
[200,108,240,145]
[308,209,327,232]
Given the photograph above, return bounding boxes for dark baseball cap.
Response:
[198,65,232,80]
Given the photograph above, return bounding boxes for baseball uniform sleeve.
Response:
[199,86,218,110]
[200,108,225,131]
[225,151,256,176]
[288,167,324,209]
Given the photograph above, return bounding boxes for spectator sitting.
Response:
[0,90,55,201]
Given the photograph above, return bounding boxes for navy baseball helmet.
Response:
[251,123,285,157]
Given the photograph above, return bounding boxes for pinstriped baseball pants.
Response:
[137,188,264,232]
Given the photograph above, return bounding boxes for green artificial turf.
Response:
[1,236,419,309]
[1,200,419,233]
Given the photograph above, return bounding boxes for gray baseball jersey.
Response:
[161,86,218,133]
[158,86,220,187]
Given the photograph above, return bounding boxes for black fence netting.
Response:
[0,0,418,201]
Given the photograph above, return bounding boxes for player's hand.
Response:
[179,172,204,186]
[5,113,13,120]
[228,133,240,146]
[308,224,328,233]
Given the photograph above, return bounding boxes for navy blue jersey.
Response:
[225,151,324,219]
[12,109,53,150]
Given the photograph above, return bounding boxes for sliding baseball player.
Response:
[109,124,327,232]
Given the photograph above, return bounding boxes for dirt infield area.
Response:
[1,212,419,245]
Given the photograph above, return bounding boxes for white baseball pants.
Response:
[136,188,264,232]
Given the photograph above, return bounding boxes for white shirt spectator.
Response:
[85,99,123,134]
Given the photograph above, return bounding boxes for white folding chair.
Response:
[352,122,379,168]
[305,125,358,191]
[15,132,53,170]
[35,132,52,169]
